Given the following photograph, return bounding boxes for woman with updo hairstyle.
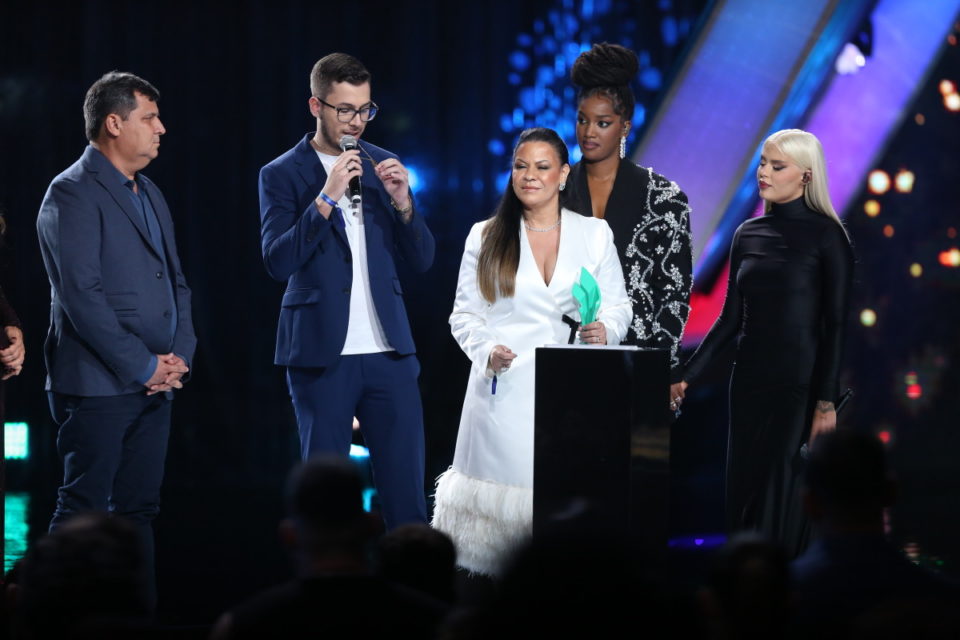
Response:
[432,128,632,576]
[672,129,854,556]
[566,42,693,378]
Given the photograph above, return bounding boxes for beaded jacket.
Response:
[566,160,693,373]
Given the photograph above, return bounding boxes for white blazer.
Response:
[448,208,632,488]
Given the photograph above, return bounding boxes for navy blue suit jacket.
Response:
[37,146,197,396]
[259,134,434,368]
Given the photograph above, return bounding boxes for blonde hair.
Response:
[762,129,843,229]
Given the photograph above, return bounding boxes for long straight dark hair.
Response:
[476,128,569,303]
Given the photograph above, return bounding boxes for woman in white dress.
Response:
[432,128,632,575]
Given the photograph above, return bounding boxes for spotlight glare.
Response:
[864,200,881,217]
[859,308,877,327]
[946,92,960,112]
[894,169,914,193]
[909,263,923,277]
[868,170,891,194]
[883,224,895,238]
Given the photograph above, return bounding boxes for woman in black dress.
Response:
[672,129,854,555]
[564,43,693,374]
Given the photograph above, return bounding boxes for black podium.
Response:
[533,346,671,562]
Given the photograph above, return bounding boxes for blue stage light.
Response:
[496,170,510,193]
[4,492,29,572]
[362,488,377,512]
[349,444,369,459]
[488,139,506,156]
[639,67,662,90]
[662,16,678,45]
[509,50,531,71]
[5,422,28,460]
[406,165,421,192]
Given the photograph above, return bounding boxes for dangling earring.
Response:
[559,182,566,191]
[619,135,626,159]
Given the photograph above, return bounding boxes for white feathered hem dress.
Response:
[432,209,632,576]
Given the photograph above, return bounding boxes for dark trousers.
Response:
[287,352,427,530]
[48,391,171,607]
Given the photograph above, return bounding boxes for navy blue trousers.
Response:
[286,352,427,529]
[48,391,171,607]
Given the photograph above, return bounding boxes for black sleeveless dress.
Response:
[681,196,853,555]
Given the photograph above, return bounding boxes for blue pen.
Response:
[491,375,498,395]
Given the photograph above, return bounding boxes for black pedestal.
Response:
[534,346,671,563]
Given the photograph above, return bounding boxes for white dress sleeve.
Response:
[449,222,499,369]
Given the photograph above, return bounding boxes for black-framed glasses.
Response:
[316,98,379,123]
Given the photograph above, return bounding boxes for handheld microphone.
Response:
[339,135,362,208]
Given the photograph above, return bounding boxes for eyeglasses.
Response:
[316,98,379,123]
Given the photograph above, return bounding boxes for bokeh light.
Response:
[868,169,891,194]
[939,79,956,95]
[909,262,923,277]
[938,247,960,267]
[883,224,895,237]
[864,199,881,217]
[945,92,960,111]
[894,169,915,193]
[860,308,877,326]
[915,112,926,125]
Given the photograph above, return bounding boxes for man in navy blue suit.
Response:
[259,53,435,529]
[37,71,196,599]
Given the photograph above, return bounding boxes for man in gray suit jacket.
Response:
[36,71,196,602]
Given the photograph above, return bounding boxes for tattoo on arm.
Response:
[816,400,835,414]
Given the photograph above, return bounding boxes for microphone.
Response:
[339,135,362,208]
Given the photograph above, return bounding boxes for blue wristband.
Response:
[318,192,338,209]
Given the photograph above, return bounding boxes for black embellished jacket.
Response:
[566,160,693,373]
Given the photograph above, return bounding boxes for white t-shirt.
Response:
[315,150,393,355]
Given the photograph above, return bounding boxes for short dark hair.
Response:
[310,53,371,100]
[83,71,160,142]
[18,514,149,637]
[285,455,379,551]
[805,430,892,513]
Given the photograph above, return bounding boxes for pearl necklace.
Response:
[524,217,561,232]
